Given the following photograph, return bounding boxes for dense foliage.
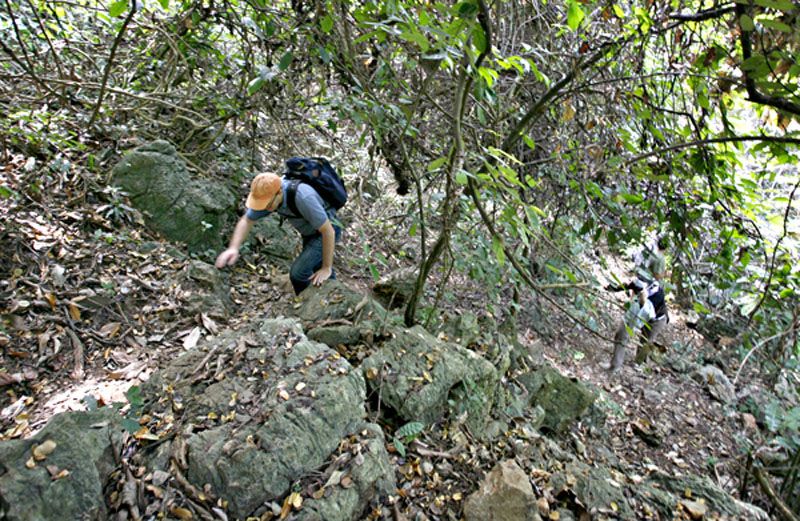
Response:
[1,0,799,514]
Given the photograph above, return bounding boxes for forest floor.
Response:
[0,153,765,519]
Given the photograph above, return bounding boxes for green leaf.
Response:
[278,51,294,71]
[619,193,643,204]
[455,170,468,185]
[492,236,506,265]
[159,0,169,8]
[109,0,128,17]
[472,25,487,53]
[247,76,265,95]
[428,157,447,172]
[399,30,430,52]
[320,14,334,33]
[739,14,755,31]
[612,4,625,18]
[478,67,498,87]
[121,418,140,434]
[457,1,479,18]
[754,0,795,12]
[523,135,536,150]
[567,0,585,30]
[0,185,17,198]
[394,439,406,457]
[396,421,424,440]
[758,18,792,32]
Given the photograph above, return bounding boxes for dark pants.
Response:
[610,311,669,370]
[289,226,341,294]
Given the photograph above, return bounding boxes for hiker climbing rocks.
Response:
[215,158,346,295]
[607,236,669,371]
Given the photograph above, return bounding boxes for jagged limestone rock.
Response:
[0,408,124,521]
[111,140,236,251]
[464,460,541,521]
[250,217,301,269]
[141,318,390,519]
[440,311,481,347]
[179,260,232,318]
[692,365,736,404]
[362,325,499,434]
[372,266,417,309]
[517,367,596,433]
[289,281,390,328]
[297,424,395,521]
[306,325,364,350]
[645,472,769,520]
[549,461,633,519]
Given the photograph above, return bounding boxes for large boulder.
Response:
[692,365,736,404]
[178,260,232,318]
[362,325,499,433]
[141,318,393,519]
[464,460,541,521]
[372,267,417,309]
[642,472,768,520]
[0,408,124,521]
[549,461,633,519]
[111,140,236,251]
[290,281,389,328]
[297,424,395,521]
[250,217,301,269]
[517,367,596,433]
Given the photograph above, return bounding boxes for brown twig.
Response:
[753,466,800,521]
[87,2,137,128]
[66,326,85,381]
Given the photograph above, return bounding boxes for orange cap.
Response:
[246,173,281,210]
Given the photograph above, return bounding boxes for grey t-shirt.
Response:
[245,179,338,237]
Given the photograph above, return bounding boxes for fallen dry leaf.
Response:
[680,499,708,520]
[183,327,202,350]
[170,506,193,520]
[201,313,219,335]
[32,439,57,461]
[68,302,81,321]
[99,322,121,338]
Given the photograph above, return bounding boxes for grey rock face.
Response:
[549,461,633,519]
[0,409,124,521]
[297,424,395,521]
[290,281,389,328]
[250,217,301,268]
[517,367,596,433]
[692,365,736,404]
[372,267,417,309]
[111,140,236,251]
[361,325,499,434]
[179,260,232,318]
[645,472,769,520]
[141,318,390,519]
[464,460,541,521]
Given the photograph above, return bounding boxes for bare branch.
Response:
[88,2,138,128]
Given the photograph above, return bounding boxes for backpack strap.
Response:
[285,179,301,217]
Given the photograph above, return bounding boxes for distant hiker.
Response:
[607,236,669,371]
[215,158,346,295]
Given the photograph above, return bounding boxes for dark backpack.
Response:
[646,284,668,320]
[283,157,347,217]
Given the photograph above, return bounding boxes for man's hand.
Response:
[310,266,332,286]
[215,248,239,268]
